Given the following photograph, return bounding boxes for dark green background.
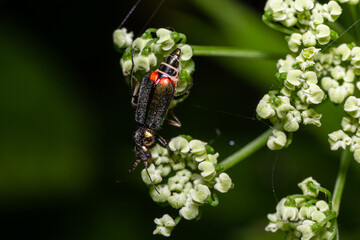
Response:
[1,0,359,239]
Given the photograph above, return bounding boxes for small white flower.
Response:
[324,1,342,22]
[283,110,301,132]
[190,184,211,204]
[315,24,331,45]
[294,0,314,12]
[297,220,316,240]
[156,28,175,51]
[321,77,338,91]
[341,116,358,133]
[344,96,360,118]
[311,211,326,222]
[153,214,176,237]
[301,108,322,127]
[256,94,276,119]
[336,43,351,61]
[168,192,187,209]
[189,140,207,162]
[316,200,329,212]
[288,33,303,52]
[179,197,199,220]
[328,130,351,150]
[214,173,233,193]
[298,177,321,197]
[178,44,193,61]
[299,205,317,220]
[331,65,346,80]
[198,161,216,181]
[267,129,287,150]
[169,136,190,153]
[150,185,171,203]
[328,85,349,104]
[276,198,299,221]
[141,164,162,185]
[302,31,316,47]
[113,28,133,49]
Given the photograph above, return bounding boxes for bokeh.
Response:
[1,0,359,239]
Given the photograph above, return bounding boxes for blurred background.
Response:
[1,0,360,239]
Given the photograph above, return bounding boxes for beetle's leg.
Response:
[144,160,160,194]
[157,135,177,163]
[131,81,140,108]
[166,109,182,127]
[130,46,140,108]
[173,90,189,100]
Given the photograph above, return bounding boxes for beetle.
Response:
[128,48,189,192]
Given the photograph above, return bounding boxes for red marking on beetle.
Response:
[150,72,159,82]
[158,77,171,86]
[170,78,177,88]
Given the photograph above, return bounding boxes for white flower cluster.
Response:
[113,27,195,106]
[266,177,337,240]
[257,48,325,150]
[265,0,342,33]
[260,0,360,159]
[147,136,233,237]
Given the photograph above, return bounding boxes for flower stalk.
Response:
[332,149,352,215]
[220,127,275,171]
[191,45,285,60]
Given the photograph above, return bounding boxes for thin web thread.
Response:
[118,0,142,29]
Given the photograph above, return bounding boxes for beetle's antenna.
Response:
[144,161,160,194]
[116,158,141,184]
[118,0,142,29]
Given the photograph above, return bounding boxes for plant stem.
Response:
[332,149,352,215]
[262,15,299,35]
[191,45,285,60]
[220,128,274,171]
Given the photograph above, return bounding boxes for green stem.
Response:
[191,45,285,60]
[332,149,352,215]
[349,4,360,44]
[219,128,274,171]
